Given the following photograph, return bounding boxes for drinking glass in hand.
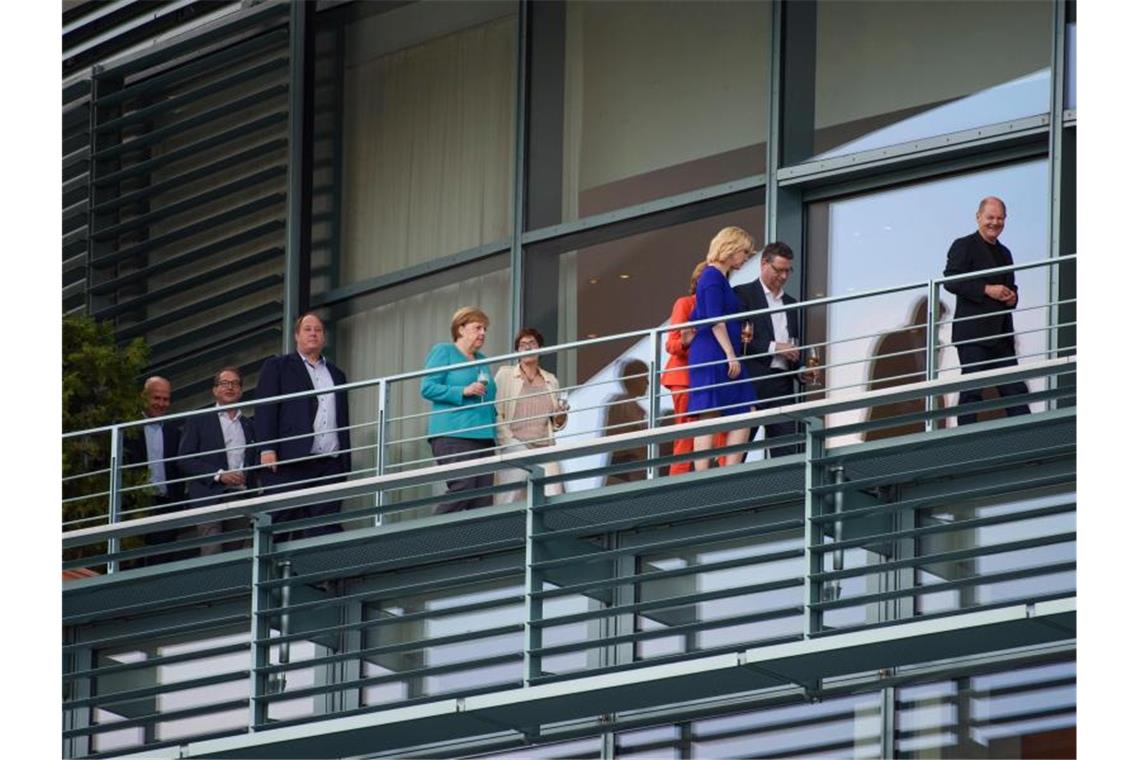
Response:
[804,347,823,388]
[740,321,753,346]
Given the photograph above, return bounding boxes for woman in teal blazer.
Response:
[420,306,498,513]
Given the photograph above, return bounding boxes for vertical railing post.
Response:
[924,281,941,433]
[522,465,545,686]
[107,426,122,574]
[374,378,389,527]
[248,513,272,730]
[803,417,824,639]
[646,327,661,480]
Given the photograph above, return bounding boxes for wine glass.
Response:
[740,321,753,346]
[476,368,490,397]
[804,346,823,388]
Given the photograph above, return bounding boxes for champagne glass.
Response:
[558,390,570,413]
[476,368,490,397]
[804,346,823,388]
[740,321,753,346]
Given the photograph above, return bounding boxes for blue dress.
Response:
[687,266,757,416]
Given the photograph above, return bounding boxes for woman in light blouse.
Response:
[493,328,568,505]
[420,306,498,513]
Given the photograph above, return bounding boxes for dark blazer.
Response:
[943,231,1018,349]
[253,352,350,467]
[178,410,258,503]
[733,280,803,399]
[123,418,185,502]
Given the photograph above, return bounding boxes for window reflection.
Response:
[805,0,1052,162]
[805,160,1051,447]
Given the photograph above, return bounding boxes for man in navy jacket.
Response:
[943,196,1030,425]
[254,313,350,539]
[734,241,804,457]
[178,367,258,555]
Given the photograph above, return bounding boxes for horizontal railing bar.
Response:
[533,550,804,601]
[255,623,524,676]
[63,597,249,635]
[532,525,808,573]
[253,653,524,705]
[809,560,1076,613]
[532,491,803,540]
[62,698,250,739]
[532,574,803,630]
[64,668,248,710]
[809,443,1075,495]
[257,593,526,648]
[64,641,251,682]
[811,501,1075,554]
[810,469,1076,526]
[62,360,1076,546]
[813,532,1075,583]
[533,606,805,659]
[257,566,522,617]
[810,591,1075,641]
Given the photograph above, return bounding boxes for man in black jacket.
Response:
[943,196,1030,425]
[734,241,804,457]
[178,367,258,555]
[254,313,350,539]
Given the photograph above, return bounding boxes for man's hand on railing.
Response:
[260,451,278,473]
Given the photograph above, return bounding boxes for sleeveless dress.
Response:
[687,266,757,416]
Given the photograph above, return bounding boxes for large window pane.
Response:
[802,0,1052,163]
[312,1,517,297]
[804,160,1051,447]
[526,1,770,229]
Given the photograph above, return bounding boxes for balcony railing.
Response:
[62,257,1076,758]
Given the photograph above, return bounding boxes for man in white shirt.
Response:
[178,367,258,555]
[734,241,805,458]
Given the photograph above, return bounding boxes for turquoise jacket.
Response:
[420,343,498,440]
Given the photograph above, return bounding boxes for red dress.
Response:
[662,295,726,474]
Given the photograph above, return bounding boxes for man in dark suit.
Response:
[254,312,350,539]
[178,367,259,555]
[734,241,804,458]
[943,196,1030,426]
[123,376,189,562]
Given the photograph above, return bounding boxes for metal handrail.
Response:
[61,255,1076,546]
[62,356,1075,548]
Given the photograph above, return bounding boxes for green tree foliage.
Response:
[62,314,152,555]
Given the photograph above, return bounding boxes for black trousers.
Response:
[955,342,1030,426]
[261,455,345,539]
[430,437,495,514]
[753,374,802,458]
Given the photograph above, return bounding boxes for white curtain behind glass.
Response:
[340,15,515,282]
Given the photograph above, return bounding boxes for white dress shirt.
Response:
[301,353,340,455]
[143,421,167,495]
[216,408,247,479]
[762,281,790,370]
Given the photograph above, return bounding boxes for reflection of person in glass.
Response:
[864,296,949,441]
[493,328,568,504]
[420,306,498,513]
[734,241,804,457]
[687,226,758,470]
[943,196,1030,425]
[604,360,649,484]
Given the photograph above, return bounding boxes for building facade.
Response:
[62,1,1077,757]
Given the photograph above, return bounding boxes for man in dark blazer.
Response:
[943,196,1030,425]
[123,375,189,562]
[179,367,259,555]
[254,312,350,539]
[734,241,805,458]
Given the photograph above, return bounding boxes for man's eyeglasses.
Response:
[517,341,540,349]
[215,380,242,389]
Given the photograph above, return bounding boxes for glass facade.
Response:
[61,0,1077,756]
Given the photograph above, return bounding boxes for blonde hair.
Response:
[688,260,708,295]
[705,226,755,266]
[449,306,490,340]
